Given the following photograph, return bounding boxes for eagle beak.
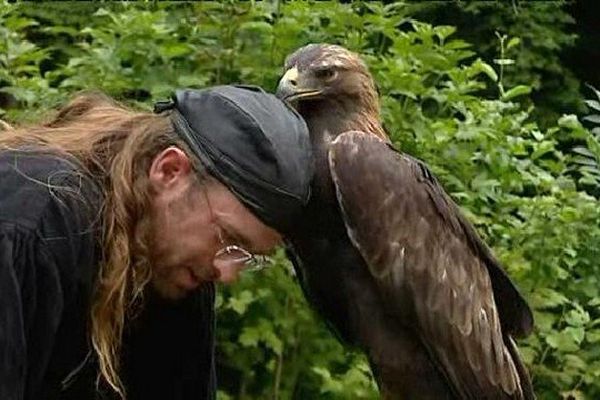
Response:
[276,67,322,103]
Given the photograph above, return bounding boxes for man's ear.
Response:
[148,146,193,191]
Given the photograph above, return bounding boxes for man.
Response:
[0,85,313,400]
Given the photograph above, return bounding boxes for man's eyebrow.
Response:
[222,224,254,251]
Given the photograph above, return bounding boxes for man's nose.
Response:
[213,258,243,284]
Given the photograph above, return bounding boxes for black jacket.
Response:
[0,151,216,400]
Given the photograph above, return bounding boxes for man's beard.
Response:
[128,215,184,301]
[145,229,216,301]
[142,201,221,300]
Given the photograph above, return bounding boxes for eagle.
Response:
[276,43,535,400]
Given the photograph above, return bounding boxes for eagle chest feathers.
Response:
[290,151,371,344]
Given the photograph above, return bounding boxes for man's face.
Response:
[148,147,281,300]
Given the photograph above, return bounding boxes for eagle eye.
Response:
[313,68,337,81]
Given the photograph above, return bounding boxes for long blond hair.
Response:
[0,93,190,397]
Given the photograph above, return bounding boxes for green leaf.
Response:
[586,331,600,343]
[433,25,456,40]
[572,146,597,158]
[584,100,600,112]
[566,327,585,344]
[545,328,583,352]
[262,330,283,355]
[587,83,600,101]
[159,43,193,59]
[560,390,585,400]
[475,60,498,82]
[531,140,555,160]
[565,307,590,327]
[493,58,515,66]
[228,290,254,315]
[531,130,544,141]
[589,298,600,307]
[506,37,521,50]
[531,288,570,309]
[93,8,111,17]
[238,326,260,347]
[559,114,582,129]
[502,85,531,100]
[584,114,600,125]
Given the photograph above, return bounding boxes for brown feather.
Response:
[329,131,531,399]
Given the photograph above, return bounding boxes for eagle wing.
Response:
[328,131,533,399]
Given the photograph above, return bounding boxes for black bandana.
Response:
[154,85,313,234]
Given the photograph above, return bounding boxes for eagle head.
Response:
[276,44,378,114]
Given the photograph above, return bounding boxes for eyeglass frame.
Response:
[201,183,270,273]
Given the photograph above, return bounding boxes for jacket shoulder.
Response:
[0,150,101,230]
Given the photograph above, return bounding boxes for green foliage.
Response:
[1,1,599,399]
[0,2,61,119]
[409,1,583,127]
[216,250,377,399]
[570,86,600,192]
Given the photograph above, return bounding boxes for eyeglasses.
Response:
[203,185,270,273]
[214,231,270,272]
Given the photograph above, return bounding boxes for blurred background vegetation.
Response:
[2,1,600,399]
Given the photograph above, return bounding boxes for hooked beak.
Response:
[276,67,322,103]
